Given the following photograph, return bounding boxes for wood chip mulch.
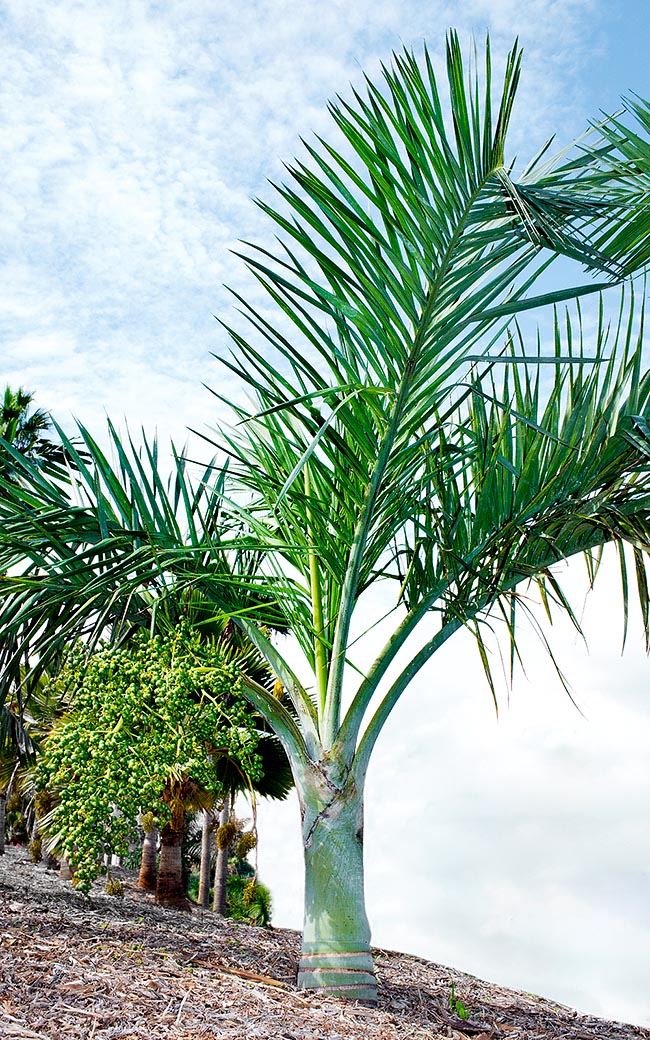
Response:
[1,846,647,1040]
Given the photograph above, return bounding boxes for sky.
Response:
[2,0,650,1028]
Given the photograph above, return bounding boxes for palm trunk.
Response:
[155,820,188,909]
[198,810,212,908]
[58,855,74,881]
[296,764,376,1002]
[1,763,21,854]
[212,794,230,915]
[137,823,159,892]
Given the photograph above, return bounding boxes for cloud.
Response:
[2,0,611,439]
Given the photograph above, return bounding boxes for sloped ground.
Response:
[1,845,647,1040]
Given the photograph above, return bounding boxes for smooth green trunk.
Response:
[296,767,376,1002]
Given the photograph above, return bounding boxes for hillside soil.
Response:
[1,845,648,1040]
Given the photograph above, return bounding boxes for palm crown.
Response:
[210,35,650,756]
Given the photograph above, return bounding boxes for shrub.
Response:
[226,876,272,927]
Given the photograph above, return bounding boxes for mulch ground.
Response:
[1,845,648,1040]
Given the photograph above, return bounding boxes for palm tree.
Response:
[36,625,265,907]
[0,386,73,483]
[0,387,82,760]
[3,33,650,1001]
[109,584,294,909]
[0,436,291,902]
[192,36,650,1000]
[207,729,294,913]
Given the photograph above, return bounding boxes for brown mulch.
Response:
[1,846,647,1040]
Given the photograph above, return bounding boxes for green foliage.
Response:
[236,830,257,859]
[186,872,201,902]
[449,983,470,1020]
[226,876,272,927]
[38,624,263,894]
[2,39,650,761]
[0,386,70,482]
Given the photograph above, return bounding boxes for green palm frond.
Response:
[350,288,650,770]
[0,425,288,671]
[0,419,318,762]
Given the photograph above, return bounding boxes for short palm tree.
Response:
[3,33,650,1002]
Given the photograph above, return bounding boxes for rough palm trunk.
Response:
[136,823,159,892]
[296,766,375,1001]
[212,794,230,915]
[198,810,212,908]
[155,820,187,909]
[1,764,20,854]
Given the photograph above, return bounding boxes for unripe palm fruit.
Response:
[216,821,237,850]
[236,831,257,859]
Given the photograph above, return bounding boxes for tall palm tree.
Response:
[2,33,650,1001]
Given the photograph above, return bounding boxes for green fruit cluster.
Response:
[236,830,257,859]
[216,820,237,850]
[38,624,263,894]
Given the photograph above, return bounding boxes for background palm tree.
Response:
[0,425,292,889]
[142,594,293,910]
[0,387,83,762]
[2,33,650,1002]
[0,386,75,483]
[206,730,293,913]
